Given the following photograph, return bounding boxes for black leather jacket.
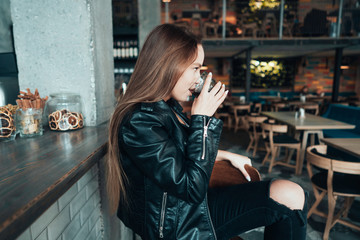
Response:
[117,99,223,239]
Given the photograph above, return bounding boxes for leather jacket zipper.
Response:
[159,192,168,238]
[201,117,211,160]
[206,194,218,240]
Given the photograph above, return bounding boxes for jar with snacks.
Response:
[17,108,43,137]
[45,93,84,131]
[16,88,48,138]
[0,104,19,141]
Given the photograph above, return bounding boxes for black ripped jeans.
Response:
[207,180,308,240]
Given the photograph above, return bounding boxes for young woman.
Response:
[107,24,307,240]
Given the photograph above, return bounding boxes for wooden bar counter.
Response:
[0,125,108,239]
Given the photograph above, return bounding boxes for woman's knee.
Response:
[269,179,305,210]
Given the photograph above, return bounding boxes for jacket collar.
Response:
[140,98,190,126]
[140,99,168,112]
[166,98,184,113]
[140,98,184,112]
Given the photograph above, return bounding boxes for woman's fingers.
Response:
[210,81,222,95]
[229,156,252,182]
[192,72,228,116]
[241,169,251,182]
[200,72,213,95]
[218,89,229,104]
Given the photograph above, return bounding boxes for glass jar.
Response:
[0,106,17,141]
[45,93,84,131]
[17,108,43,137]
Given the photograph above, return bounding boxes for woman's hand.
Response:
[216,150,252,181]
[191,72,228,116]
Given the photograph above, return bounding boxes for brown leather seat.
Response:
[209,161,261,188]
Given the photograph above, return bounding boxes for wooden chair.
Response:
[202,21,219,38]
[300,103,319,115]
[299,103,320,145]
[238,13,259,38]
[282,18,293,37]
[271,102,288,112]
[173,21,191,31]
[251,102,262,114]
[246,115,267,157]
[232,105,251,132]
[261,121,301,174]
[306,145,360,240]
[215,104,233,129]
[257,13,277,37]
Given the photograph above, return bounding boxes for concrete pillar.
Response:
[138,0,161,49]
[10,0,115,126]
[0,0,13,52]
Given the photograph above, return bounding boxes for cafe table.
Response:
[320,138,360,159]
[261,111,355,174]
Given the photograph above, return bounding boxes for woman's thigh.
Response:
[207,180,278,239]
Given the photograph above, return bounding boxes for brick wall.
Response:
[17,165,103,240]
[294,56,359,94]
[16,160,139,240]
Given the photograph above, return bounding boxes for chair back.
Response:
[252,102,262,113]
[232,105,251,115]
[306,145,332,170]
[232,105,251,121]
[262,121,288,134]
[261,121,288,146]
[246,115,267,134]
[271,102,287,111]
[301,104,319,115]
[306,145,360,239]
[307,145,360,175]
[247,115,267,124]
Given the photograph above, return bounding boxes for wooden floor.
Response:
[218,128,360,240]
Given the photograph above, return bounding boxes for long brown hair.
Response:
[107,24,202,214]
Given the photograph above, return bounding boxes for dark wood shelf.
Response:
[0,125,108,239]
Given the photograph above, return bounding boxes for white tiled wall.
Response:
[17,165,103,240]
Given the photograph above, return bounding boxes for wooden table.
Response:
[321,138,360,159]
[261,111,355,174]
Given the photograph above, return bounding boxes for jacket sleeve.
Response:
[119,112,223,204]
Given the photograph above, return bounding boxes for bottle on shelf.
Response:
[129,40,134,58]
[121,41,126,58]
[133,40,138,57]
[125,41,130,58]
